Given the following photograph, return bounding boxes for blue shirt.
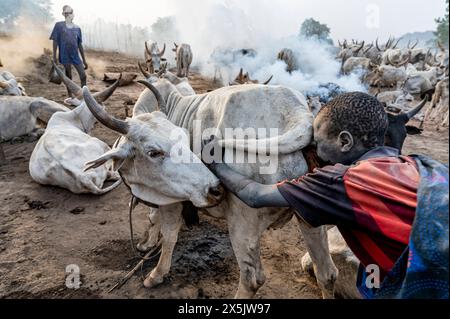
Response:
[50,21,83,65]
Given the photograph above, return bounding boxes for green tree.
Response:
[299,18,332,44]
[435,0,449,47]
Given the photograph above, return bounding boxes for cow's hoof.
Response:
[144,274,164,288]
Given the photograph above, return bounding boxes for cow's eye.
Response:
[147,150,165,158]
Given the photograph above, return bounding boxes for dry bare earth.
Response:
[0,50,448,299]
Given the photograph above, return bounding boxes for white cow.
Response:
[29,65,122,195]
[302,227,361,299]
[376,89,414,105]
[371,63,409,89]
[144,41,166,74]
[229,68,273,86]
[0,71,26,96]
[0,96,69,141]
[342,57,377,76]
[408,66,445,86]
[337,41,366,63]
[83,79,339,299]
[173,43,193,78]
[278,48,299,74]
[403,74,434,97]
[421,76,449,129]
[139,62,196,97]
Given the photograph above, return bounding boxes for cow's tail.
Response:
[219,118,313,155]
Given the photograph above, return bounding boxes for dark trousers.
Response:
[63,63,87,97]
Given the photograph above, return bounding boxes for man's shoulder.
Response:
[54,21,65,27]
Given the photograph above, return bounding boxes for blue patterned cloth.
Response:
[50,21,83,65]
[358,155,449,299]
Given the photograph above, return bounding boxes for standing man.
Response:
[50,5,88,106]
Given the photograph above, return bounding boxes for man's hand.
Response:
[83,62,89,70]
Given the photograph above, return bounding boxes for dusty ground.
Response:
[0,50,448,299]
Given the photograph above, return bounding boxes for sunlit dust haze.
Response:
[0,18,52,76]
[1,0,446,96]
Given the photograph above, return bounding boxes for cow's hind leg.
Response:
[298,219,338,299]
[228,208,267,299]
[144,203,183,288]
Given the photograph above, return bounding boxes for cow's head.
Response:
[145,42,166,73]
[384,98,427,152]
[307,96,323,117]
[0,79,24,96]
[138,61,167,82]
[229,68,273,86]
[83,81,224,208]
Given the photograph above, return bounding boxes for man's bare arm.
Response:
[53,40,58,63]
[78,43,88,69]
[210,163,289,209]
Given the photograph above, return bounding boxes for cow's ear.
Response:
[405,125,423,135]
[84,147,129,172]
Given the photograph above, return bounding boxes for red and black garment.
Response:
[277,146,419,280]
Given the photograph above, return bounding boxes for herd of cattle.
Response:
[0,37,449,299]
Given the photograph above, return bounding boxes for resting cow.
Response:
[0,96,69,141]
[0,71,26,96]
[229,68,273,86]
[29,64,122,195]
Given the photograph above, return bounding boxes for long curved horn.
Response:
[406,98,428,120]
[145,41,152,55]
[159,43,166,57]
[387,36,394,48]
[238,68,244,79]
[52,61,82,98]
[82,86,129,135]
[138,61,151,78]
[364,44,373,54]
[392,38,401,49]
[407,40,412,49]
[376,38,382,51]
[437,41,445,52]
[93,74,122,103]
[338,40,342,48]
[386,53,395,66]
[397,52,411,67]
[433,52,440,64]
[385,37,392,49]
[262,75,273,85]
[411,40,419,50]
[137,80,167,114]
[354,41,365,54]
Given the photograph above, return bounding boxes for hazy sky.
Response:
[51,0,446,41]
